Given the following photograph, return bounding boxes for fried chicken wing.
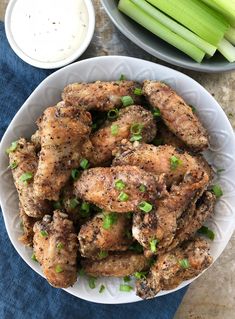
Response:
[33,211,78,288]
[143,81,208,151]
[82,252,149,277]
[33,105,91,201]
[74,166,161,213]
[90,105,156,166]
[78,213,132,258]
[157,122,188,150]
[136,238,212,299]
[18,204,38,246]
[62,81,142,111]
[8,138,50,218]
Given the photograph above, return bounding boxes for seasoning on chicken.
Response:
[33,211,78,288]
[143,81,208,151]
[74,165,163,213]
[90,105,157,166]
[156,121,188,150]
[78,213,132,259]
[8,138,50,218]
[136,237,213,299]
[33,105,92,201]
[82,252,149,277]
[18,204,38,246]
[133,170,209,254]
[62,81,142,111]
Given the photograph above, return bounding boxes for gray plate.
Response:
[101,0,235,72]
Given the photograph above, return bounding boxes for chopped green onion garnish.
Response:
[40,230,48,237]
[152,108,161,117]
[211,184,223,198]
[138,201,153,213]
[6,141,18,154]
[31,253,38,262]
[126,212,133,219]
[9,161,18,169]
[123,276,131,282]
[179,258,190,269]
[152,137,163,146]
[121,95,134,107]
[134,271,147,279]
[19,172,33,183]
[190,105,196,113]
[56,242,64,251]
[118,192,129,202]
[98,250,108,259]
[119,74,126,81]
[149,239,159,253]
[71,168,80,180]
[130,135,142,142]
[69,198,79,209]
[198,226,215,240]
[53,201,62,210]
[133,87,142,95]
[115,179,126,191]
[80,202,90,217]
[92,123,97,131]
[111,124,119,136]
[88,277,97,289]
[139,184,146,192]
[170,155,182,170]
[130,123,143,135]
[99,284,106,293]
[80,158,89,170]
[103,212,118,230]
[79,268,85,276]
[119,284,133,292]
[55,265,63,273]
[129,242,143,253]
[107,108,119,120]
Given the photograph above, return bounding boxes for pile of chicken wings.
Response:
[8,79,217,299]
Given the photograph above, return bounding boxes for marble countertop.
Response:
[1,0,235,318]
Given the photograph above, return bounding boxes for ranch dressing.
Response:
[11,0,89,63]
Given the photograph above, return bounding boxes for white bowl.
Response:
[4,0,95,69]
[0,56,235,304]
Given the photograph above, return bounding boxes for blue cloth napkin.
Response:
[0,21,187,319]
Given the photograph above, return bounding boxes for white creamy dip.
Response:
[11,0,89,63]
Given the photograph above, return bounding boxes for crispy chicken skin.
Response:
[90,105,157,166]
[33,106,91,201]
[78,213,132,258]
[133,170,209,253]
[136,238,213,299]
[113,144,212,187]
[74,166,161,213]
[33,211,78,288]
[18,204,38,246]
[156,122,188,150]
[62,81,142,111]
[8,138,50,218]
[31,130,41,152]
[82,252,149,277]
[143,81,208,151]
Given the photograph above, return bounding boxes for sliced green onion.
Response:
[152,137,163,146]
[103,212,118,230]
[53,201,62,210]
[99,284,106,293]
[133,87,142,95]
[179,258,190,269]
[170,155,182,170]
[211,184,223,198]
[120,284,133,292]
[111,124,119,136]
[98,250,108,259]
[118,0,205,63]
[152,108,161,117]
[40,230,48,237]
[126,212,133,219]
[139,184,146,193]
[56,242,64,251]
[130,123,143,135]
[80,202,90,217]
[115,179,126,190]
[149,239,159,253]
[129,242,143,253]
[79,268,85,276]
[108,108,119,120]
[119,74,126,81]
[118,192,129,202]
[123,276,131,282]
[71,168,80,180]
[9,161,18,169]
[138,201,153,213]
[69,198,79,209]
[92,123,97,131]
[80,158,89,170]
[190,105,196,113]
[130,135,142,142]
[198,226,215,240]
[134,271,147,279]
[88,277,97,289]
[121,95,134,107]
[55,265,63,273]
[19,172,33,183]
[31,253,38,262]
[6,141,18,154]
